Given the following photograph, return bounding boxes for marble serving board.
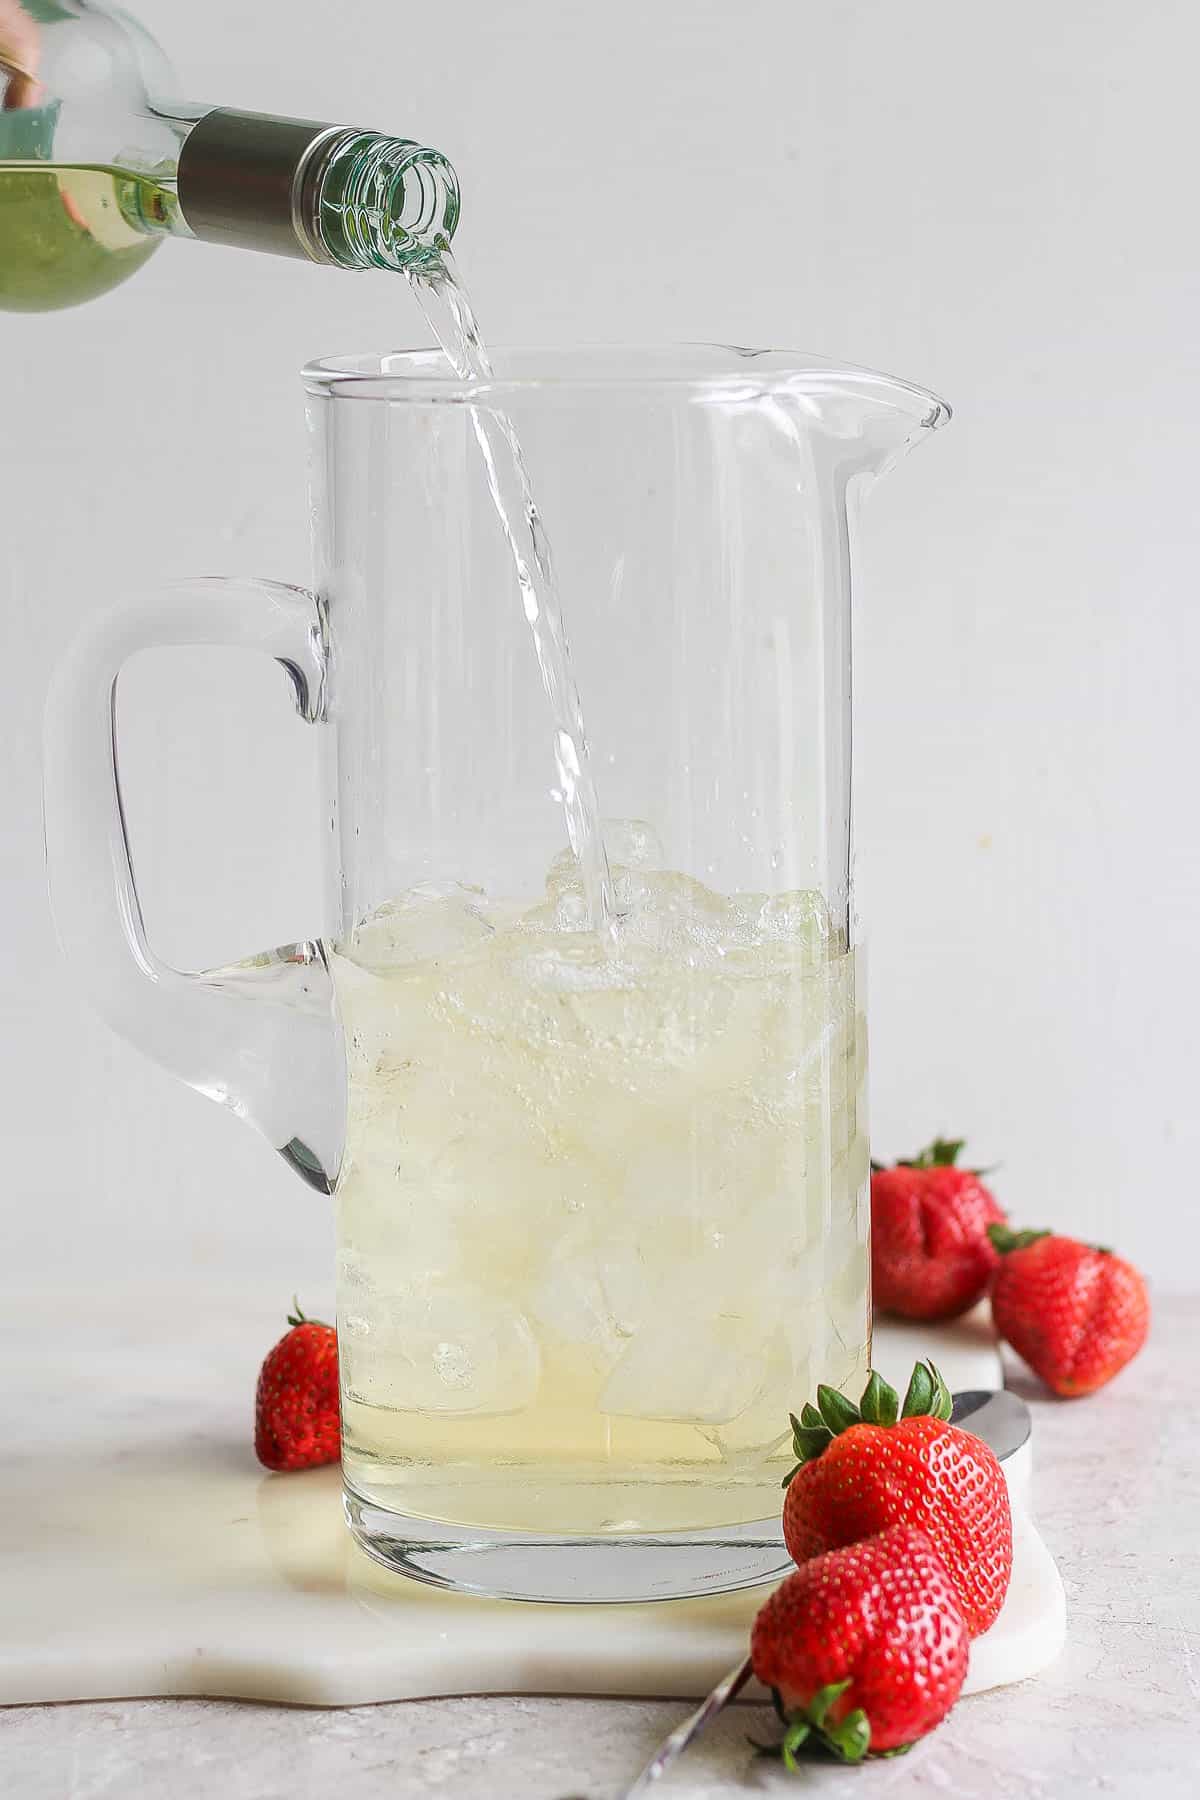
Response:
[0,1287,1064,1709]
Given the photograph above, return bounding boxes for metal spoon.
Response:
[620,1388,1030,1797]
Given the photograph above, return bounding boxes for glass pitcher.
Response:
[43,345,948,1602]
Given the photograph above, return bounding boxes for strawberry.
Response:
[989,1226,1149,1397]
[254,1302,340,1471]
[781,1361,1012,1636]
[751,1525,969,1761]
[871,1137,1005,1320]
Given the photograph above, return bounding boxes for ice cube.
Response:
[756,959,861,1118]
[340,1049,472,1190]
[620,1098,812,1251]
[542,942,741,1089]
[528,1229,650,1355]
[599,1306,778,1425]
[560,1069,663,1174]
[521,884,590,933]
[755,889,833,956]
[621,1109,762,1223]
[433,936,588,1065]
[777,1234,869,1394]
[613,870,741,961]
[544,845,585,903]
[341,1286,540,1415]
[346,890,494,973]
[621,1133,710,1223]
[826,1238,870,1356]
[428,1133,573,1289]
[546,820,665,910]
[704,1330,798,1463]
[837,1122,870,1196]
[602,817,665,872]
[780,1249,837,1367]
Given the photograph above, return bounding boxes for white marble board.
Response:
[0,1288,1064,1708]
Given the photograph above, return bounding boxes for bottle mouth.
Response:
[302,343,952,427]
[175,110,459,269]
[298,131,460,272]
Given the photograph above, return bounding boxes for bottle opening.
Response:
[176,108,459,269]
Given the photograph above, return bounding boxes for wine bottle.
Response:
[0,1,458,311]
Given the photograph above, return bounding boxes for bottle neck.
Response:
[175,107,458,272]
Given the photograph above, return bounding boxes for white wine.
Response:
[333,851,869,1537]
[0,162,173,310]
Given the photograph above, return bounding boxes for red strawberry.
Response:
[255,1302,340,1471]
[989,1227,1149,1397]
[781,1361,1012,1636]
[871,1137,1005,1320]
[751,1525,969,1760]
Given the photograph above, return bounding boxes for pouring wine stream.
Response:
[409,254,615,929]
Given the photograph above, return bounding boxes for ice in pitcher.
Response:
[332,824,869,1536]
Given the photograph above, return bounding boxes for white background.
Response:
[4,0,1196,1297]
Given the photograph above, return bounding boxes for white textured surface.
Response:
[0,1292,1061,1713]
[2,1297,1191,1797]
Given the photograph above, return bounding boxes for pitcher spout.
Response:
[700,346,949,485]
[776,358,951,483]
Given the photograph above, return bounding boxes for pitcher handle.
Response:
[42,576,344,1193]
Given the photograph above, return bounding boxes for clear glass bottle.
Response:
[0,0,459,311]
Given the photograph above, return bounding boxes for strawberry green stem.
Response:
[989,1224,1116,1257]
[782,1360,952,1485]
[755,1681,872,1767]
[899,1136,965,1169]
[286,1297,332,1330]
[892,1137,997,1176]
[987,1225,1050,1255]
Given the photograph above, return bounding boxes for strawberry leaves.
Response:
[784,1414,832,1477]
[859,1370,900,1425]
[783,1361,952,1486]
[891,1136,998,1179]
[900,1137,966,1169]
[815,1384,862,1435]
[901,1360,953,1422]
[285,1295,333,1331]
[755,1679,873,1768]
[988,1224,1051,1255]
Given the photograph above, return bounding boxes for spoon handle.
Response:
[623,1656,754,1796]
